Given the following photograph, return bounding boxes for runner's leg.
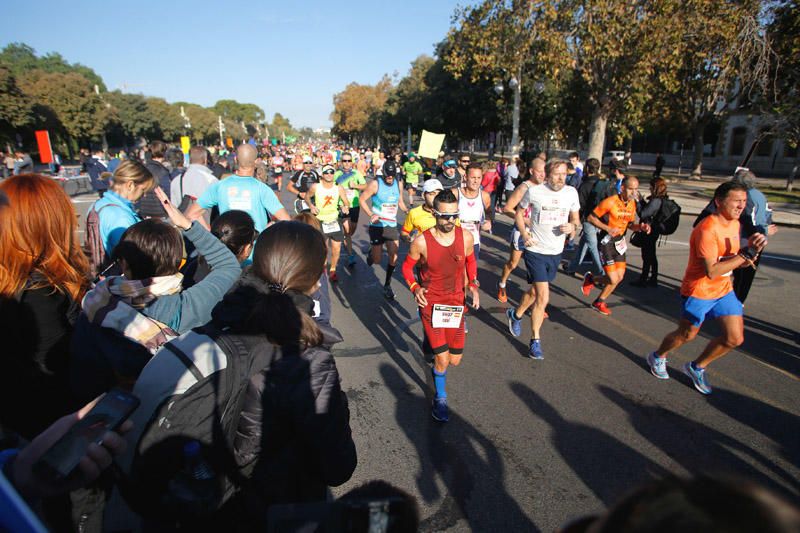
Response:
[655,319,700,357]
[693,314,744,368]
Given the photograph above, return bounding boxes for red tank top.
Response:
[419,226,465,305]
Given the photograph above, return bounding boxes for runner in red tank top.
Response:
[401,189,480,422]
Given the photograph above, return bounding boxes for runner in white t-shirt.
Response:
[506,159,580,359]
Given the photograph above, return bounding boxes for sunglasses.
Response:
[342,159,352,162]
[433,210,459,220]
[460,159,470,163]
[323,170,335,175]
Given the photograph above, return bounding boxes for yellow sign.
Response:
[417,130,445,160]
[180,136,191,154]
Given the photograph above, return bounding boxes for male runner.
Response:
[582,176,649,315]
[359,160,408,300]
[403,152,423,205]
[334,153,367,267]
[401,178,444,240]
[506,159,580,359]
[646,182,766,394]
[459,163,492,259]
[271,149,285,191]
[287,155,320,214]
[437,157,461,192]
[496,158,545,303]
[401,189,480,422]
[308,164,350,281]
[456,153,471,186]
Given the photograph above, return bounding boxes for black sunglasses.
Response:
[323,170,335,175]
[433,210,459,220]
[341,159,352,162]
[460,159,470,163]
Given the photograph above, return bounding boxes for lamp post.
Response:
[494,72,522,156]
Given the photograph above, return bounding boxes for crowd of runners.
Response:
[0,139,787,530]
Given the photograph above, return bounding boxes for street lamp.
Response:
[493,74,523,155]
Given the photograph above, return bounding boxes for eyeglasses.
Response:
[341,159,352,163]
[460,159,470,163]
[323,170,335,175]
[433,210,459,220]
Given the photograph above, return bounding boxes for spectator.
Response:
[13,150,34,175]
[654,151,665,178]
[210,152,229,179]
[85,149,109,197]
[569,151,584,176]
[165,147,185,184]
[71,188,240,402]
[480,162,501,223]
[107,150,127,173]
[293,212,333,327]
[564,158,605,276]
[632,177,668,287]
[0,177,88,438]
[169,145,218,221]
[566,161,582,190]
[138,141,171,219]
[496,157,512,209]
[3,151,15,178]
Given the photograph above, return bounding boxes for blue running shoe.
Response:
[432,398,449,422]
[506,308,522,337]
[528,339,544,359]
[683,362,712,394]
[647,352,669,379]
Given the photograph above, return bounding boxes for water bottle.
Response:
[165,440,220,516]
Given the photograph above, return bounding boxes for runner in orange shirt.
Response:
[645,182,766,394]
[581,176,650,315]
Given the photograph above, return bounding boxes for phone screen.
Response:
[33,389,140,481]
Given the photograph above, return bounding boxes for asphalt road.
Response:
[72,182,799,532]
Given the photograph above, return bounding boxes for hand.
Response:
[11,397,134,501]
[640,223,652,234]
[481,220,492,232]
[469,285,480,310]
[748,232,767,252]
[414,287,428,307]
[767,224,778,236]
[370,214,380,224]
[524,233,536,248]
[401,233,411,243]
[154,187,191,230]
[310,205,319,215]
[558,222,575,235]
[342,207,350,215]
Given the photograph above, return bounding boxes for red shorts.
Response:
[420,304,465,355]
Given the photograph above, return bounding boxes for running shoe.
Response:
[528,339,544,360]
[592,301,611,315]
[329,270,338,283]
[497,284,508,303]
[383,285,395,301]
[506,308,522,337]
[431,397,449,422]
[348,252,357,267]
[581,272,595,296]
[683,362,712,394]
[647,352,669,379]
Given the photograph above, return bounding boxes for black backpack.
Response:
[588,179,613,213]
[654,197,681,235]
[118,326,276,521]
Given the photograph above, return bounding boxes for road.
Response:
[72,183,799,532]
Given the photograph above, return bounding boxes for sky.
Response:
[2,0,469,129]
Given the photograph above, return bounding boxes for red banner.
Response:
[35,130,53,164]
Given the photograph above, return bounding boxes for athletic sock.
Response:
[593,297,605,305]
[690,362,701,372]
[385,263,396,286]
[499,281,506,288]
[514,311,523,321]
[432,368,447,399]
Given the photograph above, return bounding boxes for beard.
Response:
[438,223,455,233]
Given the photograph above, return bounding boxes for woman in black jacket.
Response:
[211,221,356,524]
[632,177,668,287]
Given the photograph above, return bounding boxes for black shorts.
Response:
[404,181,418,191]
[339,207,360,224]
[598,235,627,270]
[320,219,344,242]
[369,225,399,245]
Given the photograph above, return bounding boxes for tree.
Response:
[0,43,106,91]
[105,91,155,143]
[145,98,185,142]
[331,78,391,144]
[0,66,32,142]
[212,100,265,126]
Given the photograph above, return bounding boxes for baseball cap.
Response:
[442,159,457,169]
[422,179,444,193]
[408,152,416,158]
[383,160,398,177]
[322,164,335,174]
[303,155,313,163]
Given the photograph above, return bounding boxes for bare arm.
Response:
[503,182,529,216]
[184,202,210,230]
[587,212,620,236]
[359,181,379,223]
[337,185,350,214]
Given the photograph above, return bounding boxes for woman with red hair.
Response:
[0,174,88,438]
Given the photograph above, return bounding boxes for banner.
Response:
[226,137,234,148]
[417,130,445,160]
[35,130,53,164]
[180,136,191,154]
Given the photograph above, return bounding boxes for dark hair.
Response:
[650,177,668,198]
[149,140,167,159]
[211,210,257,258]
[467,162,483,172]
[569,151,580,159]
[714,181,748,201]
[337,480,420,533]
[165,148,184,169]
[433,189,457,210]
[585,158,601,175]
[614,159,628,173]
[250,221,326,348]
[114,219,183,279]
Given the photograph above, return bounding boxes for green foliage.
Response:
[0,42,106,91]
[768,0,800,149]
[212,99,265,125]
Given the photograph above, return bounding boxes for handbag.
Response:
[630,230,647,248]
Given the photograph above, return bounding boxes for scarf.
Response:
[82,274,184,353]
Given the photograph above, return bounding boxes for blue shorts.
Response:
[681,292,743,327]
[523,250,561,283]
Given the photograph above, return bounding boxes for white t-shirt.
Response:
[518,183,580,255]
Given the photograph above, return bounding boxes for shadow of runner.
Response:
[381,364,539,532]
[599,385,800,499]
[510,381,667,507]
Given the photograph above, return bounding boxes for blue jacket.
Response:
[93,191,141,256]
[85,157,108,191]
[741,188,770,237]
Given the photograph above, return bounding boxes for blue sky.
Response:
[2,0,469,129]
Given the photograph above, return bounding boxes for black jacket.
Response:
[137,160,171,218]
[577,174,600,220]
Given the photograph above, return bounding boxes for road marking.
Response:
[666,240,800,264]
[72,198,99,203]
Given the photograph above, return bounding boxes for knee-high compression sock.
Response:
[385,263,396,286]
[432,368,447,399]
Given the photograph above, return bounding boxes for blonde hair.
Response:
[110,159,156,192]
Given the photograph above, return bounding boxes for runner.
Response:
[287,155,320,214]
[646,182,766,394]
[437,157,461,192]
[359,160,408,300]
[582,176,649,315]
[401,189,480,422]
[271,149,285,191]
[402,152,423,205]
[496,158,545,303]
[308,164,350,282]
[459,163,492,259]
[506,159,580,359]
[334,153,367,267]
[401,179,445,240]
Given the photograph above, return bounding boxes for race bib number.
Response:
[322,220,340,234]
[380,203,398,222]
[432,304,465,329]
[461,221,480,241]
[614,237,628,255]
[538,206,568,226]
[274,167,283,173]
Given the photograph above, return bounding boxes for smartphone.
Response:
[33,389,140,481]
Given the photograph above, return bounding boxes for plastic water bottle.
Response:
[166,440,220,516]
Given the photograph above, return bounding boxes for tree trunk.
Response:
[587,107,608,161]
[690,122,705,178]
[510,72,522,156]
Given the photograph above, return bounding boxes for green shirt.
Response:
[403,161,423,184]
[334,169,366,207]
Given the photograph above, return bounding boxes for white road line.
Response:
[666,240,800,264]
[71,198,98,203]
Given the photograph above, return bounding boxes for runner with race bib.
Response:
[308,164,350,282]
[459,163,492,260]
[334,154,367,267]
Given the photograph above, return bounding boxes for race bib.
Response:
[432,304,465,329]
[614,237,628,255]
[461,221,480,241]
[538,206,568,226]
[322,220,340,234]
[346,188,357,203]
[274,167,283,173]
[380,203,398,222]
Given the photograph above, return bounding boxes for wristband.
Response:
[409,282,420,293]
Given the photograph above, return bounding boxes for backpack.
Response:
[587,179,612,214]
[85,203,121,279]
[118,326,276,521]
[653,197,681,235]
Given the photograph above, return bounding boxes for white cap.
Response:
[303,155,313,163]
[422,179,444,193]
